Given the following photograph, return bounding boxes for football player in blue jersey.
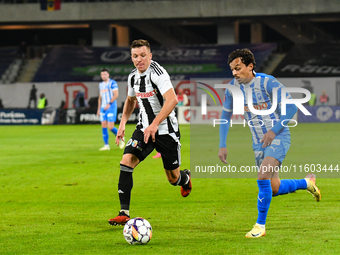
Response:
[218,49,321,238]
[97,68,125,151]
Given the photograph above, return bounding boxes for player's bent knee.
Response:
[168,174,180,186]
[272,185,280,195]
[120,154,140,169]
[271,178,280,195]
[165,168,180,186]
[107,122,115,130]
[272,187,279,196]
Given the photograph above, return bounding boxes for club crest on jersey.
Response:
[256,92,264,102]
[131,140,138,148]
[135,89,157,98]
[244,102,268,112]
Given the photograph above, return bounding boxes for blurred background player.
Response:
[97,68,124,151]
[218,48,321,238]
[108,39,192,226]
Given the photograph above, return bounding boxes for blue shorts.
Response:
[253,134,291,168]
[100,105,117,123]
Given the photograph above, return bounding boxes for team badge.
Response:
[256,92,264,102]
[131,140,138,148]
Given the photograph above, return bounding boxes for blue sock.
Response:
[273,179,307,197]
[110,127,117,136]
[256,180,272,225]
[102,128,109,145]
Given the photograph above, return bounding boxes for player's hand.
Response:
[116,125,125,146]
[218,147,228,164]
[104,103,110,111]
[96,109,100,116]
[144,123,158,143]
[261,130,276,148]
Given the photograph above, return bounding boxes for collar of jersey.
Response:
[240,76,256,87]
[136,66,150,77]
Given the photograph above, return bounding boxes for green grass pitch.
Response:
[0,123,339,254]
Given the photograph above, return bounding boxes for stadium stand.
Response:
[32,43,277,82]
[272,43,340,78]
[0,48,21,84]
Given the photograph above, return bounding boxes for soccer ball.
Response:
[123,217,153,245]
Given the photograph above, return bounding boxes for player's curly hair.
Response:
[227,48,256,70]
[131,39,151,51]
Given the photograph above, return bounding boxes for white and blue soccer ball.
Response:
[123,217,153,245]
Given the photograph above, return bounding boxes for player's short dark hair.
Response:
[101,68,109,73]
[131,39,151,51]
[228,48,256,70]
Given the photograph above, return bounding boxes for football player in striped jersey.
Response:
[219,48,321,238]
[108,40,191,226]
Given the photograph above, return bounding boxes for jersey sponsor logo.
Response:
[244,102,268,112]
[100,89,109,93]
[271,139,281,145]
[135,89,157,98]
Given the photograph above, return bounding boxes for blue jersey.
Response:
[99,79,118,108]
[223,73,292,145]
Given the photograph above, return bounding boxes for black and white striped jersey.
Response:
[127,60,179,135]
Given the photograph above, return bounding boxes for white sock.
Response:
[120,209,129,216]
[256,223,265,230]
[304,179,309,187]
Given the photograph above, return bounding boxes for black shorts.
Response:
[124,129,181,170]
